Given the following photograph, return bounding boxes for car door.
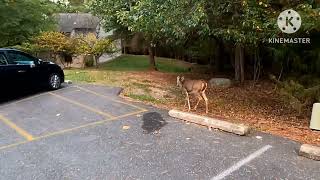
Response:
[6,50,40,87]
[0,52,10,88]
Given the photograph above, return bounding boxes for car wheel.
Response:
[48,73,61,90]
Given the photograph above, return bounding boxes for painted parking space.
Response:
[0,120,26,147]
[1,109,318,180]
[0,84,147,151]
[0,112,274,180]
[0,94,106,137]
[53,87,141,116]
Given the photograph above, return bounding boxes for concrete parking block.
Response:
[168,109,250,136]
[299,144,320,161]
[64,80,72,84]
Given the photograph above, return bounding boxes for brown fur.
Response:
[177,76,209,113]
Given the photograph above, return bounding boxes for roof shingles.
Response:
[57,13,100,33]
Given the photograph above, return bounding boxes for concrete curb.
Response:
[64,80,73,84]
[299,144,320,161]
[168,109,250,136]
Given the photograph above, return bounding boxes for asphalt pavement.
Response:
[0,84,319,180]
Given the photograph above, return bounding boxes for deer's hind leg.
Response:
[193,92,202,111]
[201,91,209,113]
[184,90,191,112]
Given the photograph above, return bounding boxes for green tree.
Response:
[91,0,205,70]
[35,32,74,54]
[0,0,57,47]
[55,0,90,12]
[34,31,75,66]
[199,0,320,83]
[74,33,115,66]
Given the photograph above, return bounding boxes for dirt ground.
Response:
[117,71,320,146]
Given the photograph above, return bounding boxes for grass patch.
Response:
[64,69,126,86]
[127,94,162,104]
[132,82,149,89]
[64,71,96,83]
[100,55,191,73]
[131,82,151,92]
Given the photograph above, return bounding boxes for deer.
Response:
[176,76,209,113]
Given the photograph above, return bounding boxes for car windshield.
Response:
[14,61,35,65]
[0,53,7,65]
[7,51,36,65]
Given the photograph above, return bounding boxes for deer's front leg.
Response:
[185,91,191,112]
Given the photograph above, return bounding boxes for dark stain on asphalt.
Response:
[142,112,167,134]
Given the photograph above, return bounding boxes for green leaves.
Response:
[34,32,74,54]
[0,0,57,47]
[25,31,115,60]
[74,33,115,56]
[91,0,206,43]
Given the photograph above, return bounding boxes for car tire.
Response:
[48,73,62,90]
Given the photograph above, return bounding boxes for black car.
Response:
[0,48,64,91]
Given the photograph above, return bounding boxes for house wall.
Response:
[71,55,85,68]
[71,28,97,37]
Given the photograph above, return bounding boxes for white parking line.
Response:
[211,145,272,180]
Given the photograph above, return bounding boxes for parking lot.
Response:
[0,84,319,180]
[0,84,146,148]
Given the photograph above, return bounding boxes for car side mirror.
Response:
[30,60,38,68]
[38,59,44,64]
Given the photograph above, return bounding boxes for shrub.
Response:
[270,75,320,114]
[84,55,94,67]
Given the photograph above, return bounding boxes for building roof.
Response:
[56,13,100,33]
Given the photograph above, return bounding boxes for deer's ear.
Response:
[181,76,185,81]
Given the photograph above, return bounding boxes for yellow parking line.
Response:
[35,109,147,140]
[0,141,29,151]
[0,115,34,141]
[49,92,115,118]
[74,86,147,111]
[0,86,75,109]
[0,109,147,152]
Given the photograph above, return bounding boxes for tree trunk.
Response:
[253,48,261,83]
[235,46,240,82]
[93,55,97,67]
[121,38,126,54]
[93,55,100,68]
[239,45,245,83]
[235,44,245,83]
[214,39,221,73]
[148,45,157,71]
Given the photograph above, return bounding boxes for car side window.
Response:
[0,53,8,65]
[7,51,36,65]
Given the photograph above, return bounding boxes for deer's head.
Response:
[177,76,185,88]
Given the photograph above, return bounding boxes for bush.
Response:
[270,75,320,114]
[34,32,74,54]
[84,55,94,67]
